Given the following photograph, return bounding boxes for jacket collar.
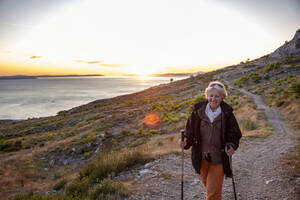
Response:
[193,99,233,116]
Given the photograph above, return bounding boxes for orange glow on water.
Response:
[143,113,160,126]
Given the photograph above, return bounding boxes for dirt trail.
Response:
[121,82,298,199]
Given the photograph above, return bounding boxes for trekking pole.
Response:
[180,129,185,200]
[227,144,237,200]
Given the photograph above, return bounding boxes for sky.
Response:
[0,0,299,76]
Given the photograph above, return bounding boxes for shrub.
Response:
[80,150,151,184]
[0,139,22,152]
[264,74,270,79]
[247,103,257,110]
[249,72,261,83]
[270,86,283,95]
[88,177,129,200]
[275,99,284,107]
[157,141,163,146]
[289,81,300,98]
[64,131,77,138]
[53,178,68,191]
[84,152,93,159]
[102,123,115,129]
[81,133,97,144]
[186,95,205,115]
[236,76,249,87]
[241,120,258,131]
[263,62,279,72]
[145,129,161,137]
[65,177,90,197]
[159,172,172,179]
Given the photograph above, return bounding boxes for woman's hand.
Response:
[225,146,235,157]
[178,137,187,149]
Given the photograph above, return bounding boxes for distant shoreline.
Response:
[0,73,198,80]
[0,74,104,80]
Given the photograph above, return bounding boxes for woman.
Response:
[179,81,242,200]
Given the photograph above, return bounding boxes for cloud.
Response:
[30,56,42,59]
[73,59,125,67]
[73,60,103,64]
[99,64,125,67]
[87,61,102,64]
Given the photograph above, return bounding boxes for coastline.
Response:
[0,74,104,80]
[0,76,189,121]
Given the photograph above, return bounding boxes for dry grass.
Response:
[136,133,191,158]
[235,104,273,139]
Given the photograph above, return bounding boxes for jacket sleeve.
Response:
[183,111,196,150]
[226,112,242,150]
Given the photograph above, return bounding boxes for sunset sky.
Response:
[0,0,299,76]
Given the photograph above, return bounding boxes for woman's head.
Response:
[205,81,227,110]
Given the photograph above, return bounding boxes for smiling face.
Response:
[207,88,224,111]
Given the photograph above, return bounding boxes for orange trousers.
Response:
[200,160,224,200]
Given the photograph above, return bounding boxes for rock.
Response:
[265,179,273,184]
[44,168,49,171]
[144,163,151,168]
[139,169,152,176]
[63,160,68,165]
[49,160,55,166]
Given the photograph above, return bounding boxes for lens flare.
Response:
[143,113,160,126]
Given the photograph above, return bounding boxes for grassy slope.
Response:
[0,55,299,199]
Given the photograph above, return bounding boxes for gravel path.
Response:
[118,84,298,200]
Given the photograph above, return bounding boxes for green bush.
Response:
[88,177,129,200]
[275,99,284,107]
[0,139,22,152]
[264,74,270,79]
[84,152,93,159]
[289,81,300,98]
[249,72,261,83]
[192,95,206,105]
[64,131,77,138]
[236,76,249,87]
[80,133,97,144]
[241,120,258,131]
[80,150,150,184]
[263,62,279,72]
[65,177,90,197]
[186,95,205,115]
[270,86,283,95]
[145,129,161,137]
[157,141,164,146]
[53,178,68,191]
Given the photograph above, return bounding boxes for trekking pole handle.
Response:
[181,129,185,141]
[226,143,231,151]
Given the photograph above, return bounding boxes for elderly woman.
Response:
[179,81,242,200]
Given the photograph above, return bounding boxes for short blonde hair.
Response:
[204,81,227,99]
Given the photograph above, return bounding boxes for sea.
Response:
[0,76,187,120]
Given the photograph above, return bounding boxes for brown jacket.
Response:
[184,100,242,178]
[199,106,223,164]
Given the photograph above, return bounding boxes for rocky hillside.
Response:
[252,28,300,66]
[0,29,299,200]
